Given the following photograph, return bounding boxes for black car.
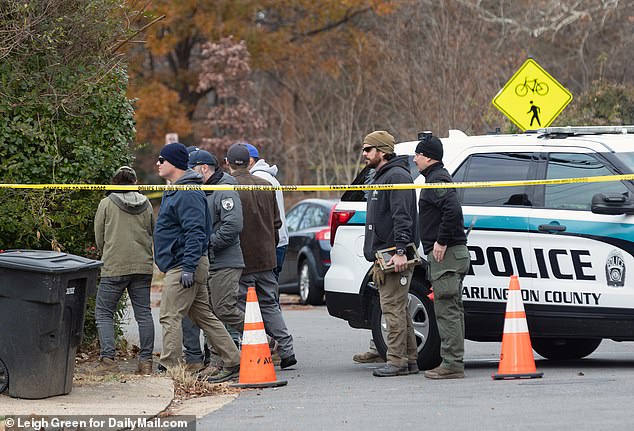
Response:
[278,198,338,305]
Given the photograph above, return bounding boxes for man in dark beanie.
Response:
[414,134,469,379]
[154,142,241,383]
[362,130,419,377]
[226,142,297,370]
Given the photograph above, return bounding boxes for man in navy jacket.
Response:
[154,142,240,383]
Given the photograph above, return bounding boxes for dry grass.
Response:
[166,364,240,400]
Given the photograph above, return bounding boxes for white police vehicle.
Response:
[325,126,634,369]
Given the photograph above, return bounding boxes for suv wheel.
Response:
[298,261,324,305]
[371,280,441,370]
[531,338,602,360]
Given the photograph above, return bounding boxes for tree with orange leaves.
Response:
[127,0,399,147]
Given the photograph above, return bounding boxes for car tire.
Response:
[531,337,602,360]
[298,260,324,305]
[371,279,442,370]
[0,357,8,393]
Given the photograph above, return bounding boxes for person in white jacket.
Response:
[245,143,289,281]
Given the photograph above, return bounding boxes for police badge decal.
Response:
[221,197,234,211]
[605,249,625,287]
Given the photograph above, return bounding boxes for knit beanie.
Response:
[415,136,443,161]
[160,143,189,170]
[363,131,395,155]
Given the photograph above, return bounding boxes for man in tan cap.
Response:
[361,131,420,377]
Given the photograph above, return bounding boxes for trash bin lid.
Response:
[0,250,102,274]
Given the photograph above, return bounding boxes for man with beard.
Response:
[361,131,419,377]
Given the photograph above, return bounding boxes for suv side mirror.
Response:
[591,193,634,215]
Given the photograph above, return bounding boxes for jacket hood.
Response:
[218,172,238,185]
[250,159,278,177]
[108,192,150,215]
[174,169,204,185]
[375,155,411,179]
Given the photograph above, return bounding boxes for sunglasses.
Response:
[362,146,376,153]
[158,156,166,164]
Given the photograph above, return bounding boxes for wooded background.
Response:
[126,0,634,197]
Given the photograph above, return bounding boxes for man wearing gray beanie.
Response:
[361,130,419,377]
[414,133,468,380]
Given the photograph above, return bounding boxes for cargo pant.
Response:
[376,265,417,368]
[428,244,470,372]
[159,256,240,369]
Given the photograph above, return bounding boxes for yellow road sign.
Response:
[492,58,572,131]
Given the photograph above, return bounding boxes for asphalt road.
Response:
[199,305,634,431]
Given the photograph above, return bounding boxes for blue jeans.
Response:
[182,316,203,364]
[273,245,288,282]
[95,274,155,361]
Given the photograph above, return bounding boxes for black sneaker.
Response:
[372,364,409,377]
[155,363,168,374]
[280,354,297,369]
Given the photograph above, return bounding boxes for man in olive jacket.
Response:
[227,142,297,370]
[94,166,155,375]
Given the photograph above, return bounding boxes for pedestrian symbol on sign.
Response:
[528,101,541,127]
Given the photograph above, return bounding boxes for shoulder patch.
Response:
[221,197,234,211]
[434,188,448,197]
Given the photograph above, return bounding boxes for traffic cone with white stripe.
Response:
[231,287,288,388]
[493,275,543,380]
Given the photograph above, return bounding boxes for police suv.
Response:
[324,126,634,369]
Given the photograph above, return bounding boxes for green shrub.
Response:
[0,1,138,349]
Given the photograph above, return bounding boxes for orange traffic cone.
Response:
[231,287,288,388]
[493,275,543,380]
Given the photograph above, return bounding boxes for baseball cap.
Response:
[227,143,250,166]
[188,149,218,168]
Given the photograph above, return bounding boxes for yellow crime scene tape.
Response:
[2,173,634,194]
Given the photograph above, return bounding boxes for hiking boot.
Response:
[206,365,240,383]
[197,365,223,380]
[136,359,153,375]
[185,362,206,374]
[372,364,408,377]
[353,351,385,364]
[280,354,297,370]
[408,362,420,375]
[93,357,118,375]
[424,366,464,380]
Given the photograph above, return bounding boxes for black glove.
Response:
[181,271,194,288]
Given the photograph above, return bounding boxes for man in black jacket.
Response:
[362,131,419,377]
[415,135,470,379]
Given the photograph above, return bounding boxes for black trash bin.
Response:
[0,250,102,399]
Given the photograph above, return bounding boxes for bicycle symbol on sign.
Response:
[515,77,549,97]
